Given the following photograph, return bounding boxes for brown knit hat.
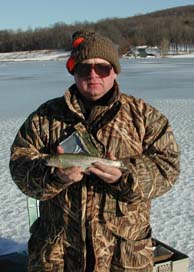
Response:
[66,30,121,75]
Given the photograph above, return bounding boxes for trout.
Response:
[45,153,126,170]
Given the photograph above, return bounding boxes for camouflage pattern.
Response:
[9,82,180,271]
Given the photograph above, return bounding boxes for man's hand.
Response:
[55,146,84,185]
[85,152,122,184]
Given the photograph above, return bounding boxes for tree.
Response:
[160,37,170,56]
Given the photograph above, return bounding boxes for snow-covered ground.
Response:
[0,49,70,62]
[167,53,194,58]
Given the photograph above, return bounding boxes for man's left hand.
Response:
[85,152,122,184]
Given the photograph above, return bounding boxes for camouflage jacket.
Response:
[10,82,180,271]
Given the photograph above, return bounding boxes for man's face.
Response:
[74,58,117,101]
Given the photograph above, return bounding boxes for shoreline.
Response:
[0,49,70,62]
[0,49,194,62]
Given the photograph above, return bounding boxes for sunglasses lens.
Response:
[74,64,91,77]
[95,64,112,77]
[75,63,112,77]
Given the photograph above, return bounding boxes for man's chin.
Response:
[86,95,101,101]
[85,91,103,101]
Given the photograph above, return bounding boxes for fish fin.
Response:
[50,167,55,174]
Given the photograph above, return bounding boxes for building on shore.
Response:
[123,43,194,58]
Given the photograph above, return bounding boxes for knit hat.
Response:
[66,30,121,75]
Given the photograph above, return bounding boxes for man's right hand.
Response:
[55,145,84,185]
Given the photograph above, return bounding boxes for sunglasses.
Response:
[74,63,113,77]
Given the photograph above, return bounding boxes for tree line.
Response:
[0,5,194,55]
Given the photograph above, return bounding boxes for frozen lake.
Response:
[0,57,194,271]
[0,57,194,119]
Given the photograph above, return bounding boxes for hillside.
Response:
[0,5,194,54]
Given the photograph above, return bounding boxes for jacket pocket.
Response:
[111,235,153,271]
[102,195,151,241]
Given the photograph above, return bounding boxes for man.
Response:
[10,30,180,272]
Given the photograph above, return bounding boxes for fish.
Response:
[45,153,126,170]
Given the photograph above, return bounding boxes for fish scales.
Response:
[45,153,125,170]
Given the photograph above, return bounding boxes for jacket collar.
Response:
[64,80,121,121]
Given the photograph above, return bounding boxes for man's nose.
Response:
[88,67,98,77]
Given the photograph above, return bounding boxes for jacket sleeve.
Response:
[108,102,180,202]
[9,112,69,201]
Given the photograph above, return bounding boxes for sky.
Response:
[1,0,194,31]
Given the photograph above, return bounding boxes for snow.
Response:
[0,49,70,62]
